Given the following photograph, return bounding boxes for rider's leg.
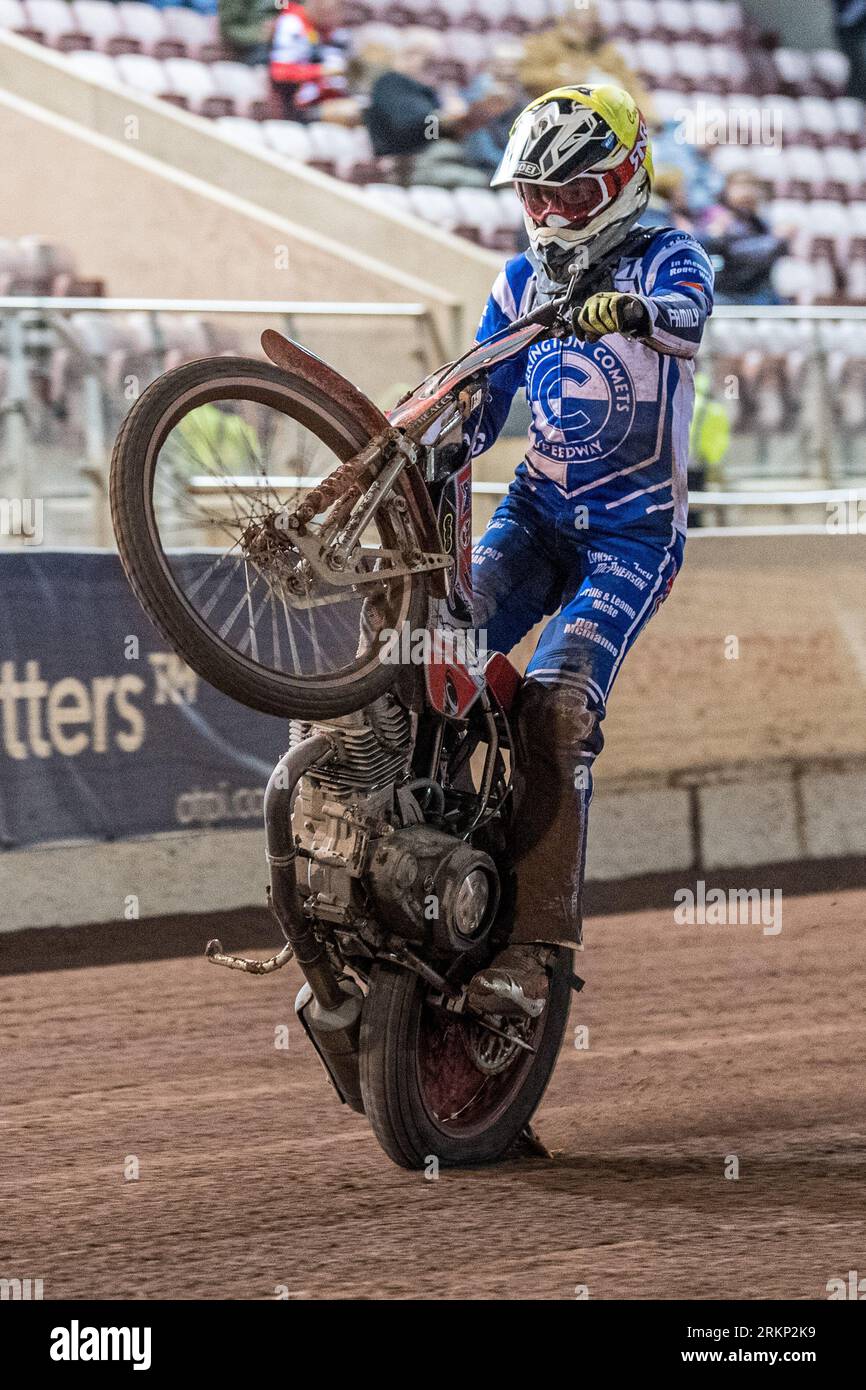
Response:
[471,487,565,656]
[469,528,684,1017]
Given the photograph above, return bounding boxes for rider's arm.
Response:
[467,261,532,456]
[634,235,715,359]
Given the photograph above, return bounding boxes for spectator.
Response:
[638,167,695,233]
[832,1,866,101]
[218,0,275,67]
[462,40,527,179]
[519,3,654,121]
[269,0,350,121]
[696,171,790,305]
[363,35,490,187]
[650,119,723,218]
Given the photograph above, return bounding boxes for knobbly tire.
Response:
[359,950,573,1168]
[110,356,427,721]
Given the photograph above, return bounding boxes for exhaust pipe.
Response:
[264,733,344,1009]
[264,733,365,1113]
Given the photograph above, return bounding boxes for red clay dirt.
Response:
[2,888,864,1300]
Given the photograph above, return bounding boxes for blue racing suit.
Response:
[470,227,714,946]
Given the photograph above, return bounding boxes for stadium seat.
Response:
[66,48,119,85]
[0,0,43,43]
[210,61,269,119]
[25,0,91,51]
[366,183,414,218]
[216,115,269,150]
[163,56,233,116]
[619,0,660,40]
[449,187,509,247]
[71,2,140,55]
[159,5,220,61]
[634,39,676,88]
[812,48,851,98]
[114,53,172,102]
[117,2,185,59]
[262,119,314,163]
[692,1,744,42]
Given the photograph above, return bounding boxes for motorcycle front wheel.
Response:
[110,356,428,721]
[359,951,573,1169]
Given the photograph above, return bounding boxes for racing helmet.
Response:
[492,84,654,283]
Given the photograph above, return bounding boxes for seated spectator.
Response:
[519,2,654,121]
[638,167,695,233]
[832,1,866,101]
[270,0,350,121]
[219,0,275,67]
[462,40,527,179]
[650,120,723,218]
[363,36,490,187]
[696,171,790,305]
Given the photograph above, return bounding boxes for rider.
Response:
[465,84,714,1018]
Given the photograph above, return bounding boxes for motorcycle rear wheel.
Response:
[359,952,573,1169]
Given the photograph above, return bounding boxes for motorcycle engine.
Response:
[290,697,498,955]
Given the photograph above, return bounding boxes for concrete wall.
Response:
[2,532,864,932]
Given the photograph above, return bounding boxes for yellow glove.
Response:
[576,292,649,342]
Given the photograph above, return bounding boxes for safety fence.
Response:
[1,300,866,551]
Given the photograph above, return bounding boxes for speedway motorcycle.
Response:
[110,261,644,1168]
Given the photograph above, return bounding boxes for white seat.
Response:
[160,5,215,49]
[116,2,167,47]
[824,147,863,188]
[620,0,659,37]
[366,183,414,217]
[657,1,695,37]
[65,49,119,84]
[216,116,268,150]
[671,41,713,85]
[25,0,80,38]
[798,96,840,145]
[451,186,504,233]
[114,53,169,97]
[692,0,742,40]
[774,48,814,89]
[812,48,851,95]
[835,96,866,141]
[761,94,802,146]
[783,144,829,188]
[263,120,313,162]
[211,61,267,104]
[71,1,125,49]
[306,121,361,175]
[0,0,28,29]
[163,56,217,106]
[634,39,675,85]
[406,184,458,230]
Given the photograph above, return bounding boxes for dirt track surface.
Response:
[3,889,865,1301]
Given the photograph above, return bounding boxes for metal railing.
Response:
[2,298,866,547]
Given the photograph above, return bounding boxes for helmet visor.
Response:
[516,177,608,230]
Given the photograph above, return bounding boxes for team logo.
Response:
[527,339,636,464]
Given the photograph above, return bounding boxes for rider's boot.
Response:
[467,679,602,1019]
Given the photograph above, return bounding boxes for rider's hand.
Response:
[576,292,650,342]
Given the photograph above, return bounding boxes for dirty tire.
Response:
[110,356,427,721]
[359,952,573,1169]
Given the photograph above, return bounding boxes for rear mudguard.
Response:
[261,329,444,596]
